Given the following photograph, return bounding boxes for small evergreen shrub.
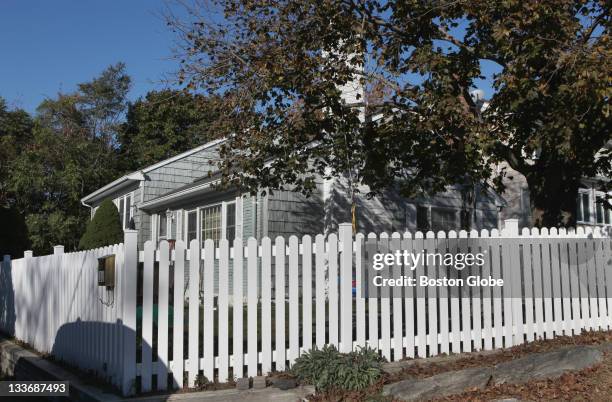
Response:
[78,199,123,250]
[292,345,386,392]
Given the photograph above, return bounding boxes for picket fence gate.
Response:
[1,220,611,396]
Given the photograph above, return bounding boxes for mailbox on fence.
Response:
[98,255,115,289]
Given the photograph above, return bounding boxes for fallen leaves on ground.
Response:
[388,330,612,382]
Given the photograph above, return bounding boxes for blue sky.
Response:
[1,1,500,114]
[1,0,180,113]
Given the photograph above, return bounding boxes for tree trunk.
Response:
[526,168,579,228]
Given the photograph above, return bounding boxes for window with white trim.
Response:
[416,205,459,232]
[595,193,611,225]
[113,193,133,229]
[577,191,591,223]
[576,189,612,225]
[158,213,168,240]
[184,200,238,246]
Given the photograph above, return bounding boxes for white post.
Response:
[24,250,33,259]
[121,229,138,396]
[339,223,353,353]
[53,245,64,255]
[503,219,519,237]
[502,218,522,345]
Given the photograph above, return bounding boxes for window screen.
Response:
[596,196,610,225]
[159,214,167,238]
[125,195,131,229]
[416,206,429,232]
[201,205,222,246]
[431,208,457,232]
[187,211,197,243]
[226,203,236,241]
[119,198,125,228]
[580,193,591,222]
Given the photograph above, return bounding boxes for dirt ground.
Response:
[434,350,612,401]
[309,330,612,401]
[417,330,612,402]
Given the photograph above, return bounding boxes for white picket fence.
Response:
[0,220,611,396]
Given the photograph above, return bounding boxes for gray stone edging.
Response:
[383,344,607,401]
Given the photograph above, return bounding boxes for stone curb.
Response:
[383,344,606,401]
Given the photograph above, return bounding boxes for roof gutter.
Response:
[139,178,222,211]
[81,171,146,204]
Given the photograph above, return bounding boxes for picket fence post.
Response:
[503,219,519,236]
[120,229,138,396]
[339,223,353,353]
[24,250,33,258]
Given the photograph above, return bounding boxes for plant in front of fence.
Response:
[292,345,386,395]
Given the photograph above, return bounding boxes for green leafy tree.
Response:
[168,0,610,227]
[0,98,33,206]
[118,89,221,170]
[79,199,123,250]
[7,64,131,253]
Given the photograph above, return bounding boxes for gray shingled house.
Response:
[80,137,505,250]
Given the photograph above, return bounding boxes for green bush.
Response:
[78,199,123,250]
[292,345,386,392]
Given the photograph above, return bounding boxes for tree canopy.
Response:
[118,89,221,170]
[0,63,220,254]
[6,63,130,253]
[168,0,610,226]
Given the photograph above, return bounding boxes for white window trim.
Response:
[113,192,134,229]
[154,211,172,244]
[184,198,241,245]
[594,190,612,226]
[416,204,461,232]
[577,188,612,226]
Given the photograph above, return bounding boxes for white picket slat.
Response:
[328,233,339,347]
[490,239,504,348]
[188,239,200,386]
[366,234,379,351]
[541,240,554,339]
[233,238,244,378]
[578,241,590,332]
[275,236,286,371]
[458,231,472,353]
[218,239,229,382]
[247,238,258,377]
[391,234,404,360]
[355,234,366,348]
[288,236,300,363]
[141,241,154,392]
[172,241,185,389]
[302,235,313,353]
[339,224,353,354]
[436,234,450,354]
[379,233,392,360]
[261,237,272,374]
[157,241,170,390]
[315,235,326,348]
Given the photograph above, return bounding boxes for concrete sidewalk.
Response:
[1,334,313,402]
[124,386,313,402]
